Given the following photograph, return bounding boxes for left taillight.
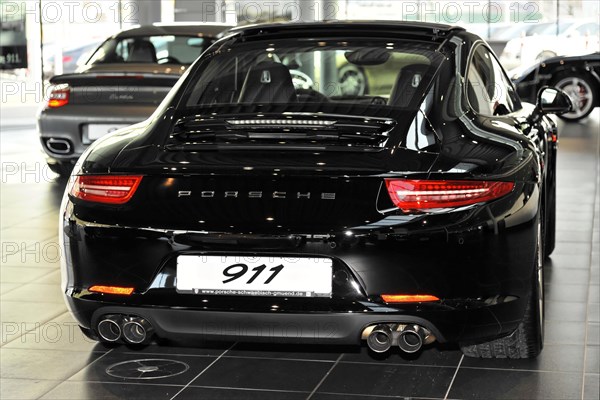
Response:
[46,84,70,108]
[70,175,143,204]
[385,179,514,212]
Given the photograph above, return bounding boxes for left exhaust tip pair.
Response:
[97,315,153,344]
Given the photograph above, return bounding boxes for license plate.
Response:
[87,124,129,141]
[176,256,332,297]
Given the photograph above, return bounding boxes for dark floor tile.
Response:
[0,348,102,381]
[69,352,215,386]
[545,300,587,322]
[461,343,584,372]
[178,386,308,400]
[0,378,61,400]
[544,283,589,303]
[40,381,180,400]
[544,268,590,285]
[228,342,347,361]
[311,393,435,400]
[115,340,233,357]
[317,362,455,398]
[583,373,599,400]
[586,346,599,374]
[545,320,586,345]
[448,368,582,400]
[191,357,333,392]
[340,343,462,368]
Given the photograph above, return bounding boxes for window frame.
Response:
[463,42,522,117]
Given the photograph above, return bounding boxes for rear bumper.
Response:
[67,296,526,345]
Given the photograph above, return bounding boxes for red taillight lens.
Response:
[70,175,143,204]
[385,179,514,212]
[47,84,70,108]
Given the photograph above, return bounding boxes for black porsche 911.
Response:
[60,21,572,359]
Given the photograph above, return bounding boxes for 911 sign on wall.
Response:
[0,19,27,70]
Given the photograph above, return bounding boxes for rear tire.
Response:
[461,221,544,358]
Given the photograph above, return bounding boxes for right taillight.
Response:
[47,84,70,108]
[70,175,143,204]
[385,179,514,212]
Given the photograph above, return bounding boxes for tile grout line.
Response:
[169,342,236,400]
[34,347,115,400]
[443,354,463,400]
[581,135,600,400]
[305,353,343,400]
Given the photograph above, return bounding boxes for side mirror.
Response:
[537,86,573,115]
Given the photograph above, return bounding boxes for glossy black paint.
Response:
[512,52,600,104]
[61,21,558,348]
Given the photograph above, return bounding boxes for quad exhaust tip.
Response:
[122,317,153,344]
[97,315,123,342]
[97,315,154,344]
[363,323,434,354]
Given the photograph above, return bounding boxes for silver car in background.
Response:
[38,23,232,176]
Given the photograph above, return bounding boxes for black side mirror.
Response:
[537,86,573,114]
[528,86,573,123]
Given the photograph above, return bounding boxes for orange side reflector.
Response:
[381,294,439,303]
[89,285,134,295]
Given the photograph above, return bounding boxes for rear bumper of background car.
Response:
[38,104,155,163]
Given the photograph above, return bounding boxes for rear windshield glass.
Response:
[183,39,444,111]
[86,35,208,65]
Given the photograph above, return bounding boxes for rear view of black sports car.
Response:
[60,21,573,359]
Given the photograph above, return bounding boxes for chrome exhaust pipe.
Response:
[45,138,72,154]
[122,317,153,344]
[398,324,425,353]
[366,324,394,353]
[97,315,123,342]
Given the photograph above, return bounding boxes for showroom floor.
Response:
[1,107,598,400]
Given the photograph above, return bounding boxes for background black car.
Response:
[512,52,600,121]
[60,21,572,359]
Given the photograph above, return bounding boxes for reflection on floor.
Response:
[1,111,599,400]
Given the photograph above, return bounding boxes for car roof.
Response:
[115,23,233,39]
[227,20,465,43]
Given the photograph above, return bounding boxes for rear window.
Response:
[87,35,208,65]
[183,39,444,112]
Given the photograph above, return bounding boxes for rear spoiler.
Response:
[50,72,181,86]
